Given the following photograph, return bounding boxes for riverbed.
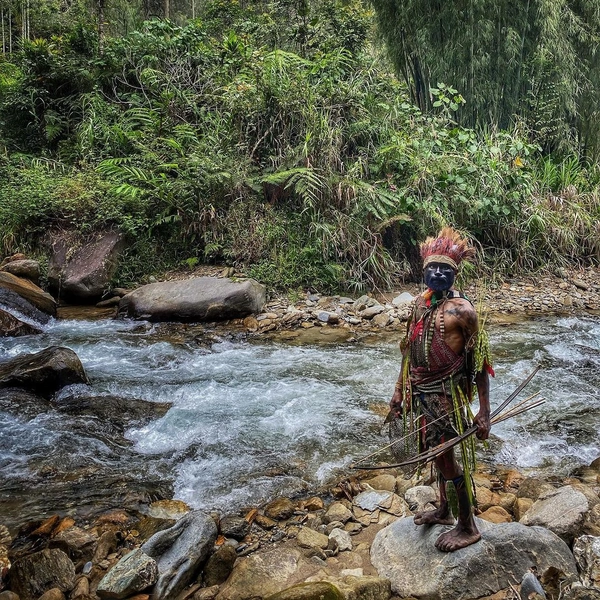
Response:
[0,314,598,531]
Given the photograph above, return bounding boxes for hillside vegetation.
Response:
[1,0,600,292]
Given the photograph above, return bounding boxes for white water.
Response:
[0,314,598,528]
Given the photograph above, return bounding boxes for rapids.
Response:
[0,314,598,531]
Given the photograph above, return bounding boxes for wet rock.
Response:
[0,346,89,397]
[118,277,266,322]
[520,485,598,543]
[204,545,237,587]
[220,516,251,541]
[48,231,125,303]
[97,549,158,599]
[0,260,41,285]
[0,308,43,336]
[0,272,56,316]
[8,548,76,600]
[49,526,98,563]
[0,287,52,325]
[134,517,176,543]
[264,498,296,521]
[141,509,217,600]
[373,518,576,599]
[264,582,344,600]
[572,535,600,587]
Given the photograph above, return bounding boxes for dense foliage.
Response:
[1,0,600,292]
[370,0,600,158]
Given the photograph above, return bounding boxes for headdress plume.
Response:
[420,227,475,270]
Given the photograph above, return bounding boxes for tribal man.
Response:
[390,227,493,552]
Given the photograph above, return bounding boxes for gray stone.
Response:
[0,346,89,397]
[8,548,76,600]
[392,292,414,307]
[520,485,596,543]
[572,535,600,588]
[371,517,577,600]
[118,277,266,322]
[405,486,437,512]
[354,490,394,512]
[317,311,339,324]
[97,549,158,599]
[220,516,251,540]
[519,572,546,599]
[328,528,352,552]
[141,509,217,600]
[48,231,125,303]
[0,287,52,324]
[359,305,385,319]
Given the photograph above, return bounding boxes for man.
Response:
[390,227,493,552]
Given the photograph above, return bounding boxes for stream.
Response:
[0,314,598,532]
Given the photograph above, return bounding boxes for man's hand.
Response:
[473,410,490,440]
[389,388,403,419]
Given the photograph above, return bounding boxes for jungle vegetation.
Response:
[0,0,600,292]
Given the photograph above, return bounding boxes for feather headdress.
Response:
[420,227,475,271]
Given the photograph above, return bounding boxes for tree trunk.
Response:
[163,0,169,19]
[98,0,106,53]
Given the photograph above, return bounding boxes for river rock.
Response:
[8,548,76,600]
[323,503,352,525]
[516,477,556,501]
[572,535,600,587]
[264,498,296,521]
[216,548,320,600]
[141,509,217,600]
[146,500,190,521]
[264,582,344,600]
[329,528,352,552]
[220,516,251,540]
[297,527,329,550]
[361,475,396,492]
[0,259,41,284]
[404,486,437,512]
[48,231,124,303]
[0,287,52,325]
[118,277,266,322]
[49,526,98,563]
[0,307,42,336]
[520,485,598,543]
[370,517,577,600]
[204,545,238,587]
[0,346,89,397]
[97,548,158,599]
[0,272,57,316]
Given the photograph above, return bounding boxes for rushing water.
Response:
[0,314,599,531]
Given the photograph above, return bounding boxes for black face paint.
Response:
[424,262,456,292]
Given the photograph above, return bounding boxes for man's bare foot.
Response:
[435,523,481,552]
[413,506,455,526]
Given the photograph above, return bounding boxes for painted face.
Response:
[424,262,456,292]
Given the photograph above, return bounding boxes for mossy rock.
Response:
[265,582,344,600]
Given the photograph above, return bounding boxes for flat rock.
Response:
[97,549,158,599]
[118,277,266,322]
[370,517,577,600]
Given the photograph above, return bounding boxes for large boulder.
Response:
[118,277,266,322]
[0,287,53,325]
[370,517,577,600]
[0,272,56,316]
[520,485,599,544]
[0,347,89,397]
[8,548,76,600]
[48,231,124,303]
[141,510,217,600]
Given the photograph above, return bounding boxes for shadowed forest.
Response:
[1,0,600,292]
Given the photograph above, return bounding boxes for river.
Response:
[0,314,598,532]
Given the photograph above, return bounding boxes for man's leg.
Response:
[413,470,454,526]
[433,450,481,552]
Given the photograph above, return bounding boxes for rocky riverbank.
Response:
[2,262,600,600]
